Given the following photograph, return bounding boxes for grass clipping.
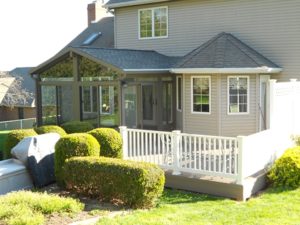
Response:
[0,191,84,225]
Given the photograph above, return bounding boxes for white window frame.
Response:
[138,6,168,40]
[176,76,182,112]
[191,76,211,115]
[82,86,97,114]
[99,86,114,115]
[227,76,250,115]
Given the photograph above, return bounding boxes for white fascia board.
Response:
[123,68,171,73]
[105,0,169,9]
[170,67,283,74]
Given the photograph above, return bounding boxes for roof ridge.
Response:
[226,34,278,67]
[226,34,261,67]
[176,32,227,67]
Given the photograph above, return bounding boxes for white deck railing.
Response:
[120,127,239,181]
[119,127,293,184]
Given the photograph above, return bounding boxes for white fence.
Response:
[120,126,293,184]
[269,79,300,134]
[0,118,36,130]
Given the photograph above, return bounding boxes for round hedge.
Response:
[61,121,94,134]
[63,156,165,208]
[268,146,300,188]
[88,128,122,158]
[34,125,67,136]
[4,129,37,159]
[54,133,100,185]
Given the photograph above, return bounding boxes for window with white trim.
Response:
[139,7,168,39]
[82,86,97,113]
[192,76,210,113]
[228,76,249,114]
[82,86,115,114]
[176,76,182,111]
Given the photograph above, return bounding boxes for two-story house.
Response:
[31,0,300,137]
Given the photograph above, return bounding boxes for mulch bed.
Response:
[41,183,128,225]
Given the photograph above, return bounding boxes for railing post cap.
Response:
[172,130,181,134]
[119,126,127,130]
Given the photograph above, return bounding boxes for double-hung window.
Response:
[192,76,211,114]
[139,7,168,39]
[228,76,249,114]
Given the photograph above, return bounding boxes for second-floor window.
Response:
[139,7,168,39]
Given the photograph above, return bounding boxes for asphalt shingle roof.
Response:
[105,0,169,8]
[7,67,35,107]
[175,32,280,69]
[64,17,114,49]
[74,47,179,70]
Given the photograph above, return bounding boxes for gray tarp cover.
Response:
[11,133,60,188]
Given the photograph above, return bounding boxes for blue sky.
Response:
[0,0,106,71]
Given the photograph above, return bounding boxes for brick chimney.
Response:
[87,0,108,26]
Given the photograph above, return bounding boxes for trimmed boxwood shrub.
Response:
[88,128,122,158]
[4,129,37,159]
[54,133,100,184]
[61,121,94,134]
[268,146,300,188]
[34,125,67,136]
[63,156,165,209]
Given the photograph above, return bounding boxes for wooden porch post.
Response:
[72,54,81,121]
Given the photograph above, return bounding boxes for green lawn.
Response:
[0,130,10,160]
[97,187,300,225]
[0,191,83,225]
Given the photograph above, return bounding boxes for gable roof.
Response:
[64,17,114,49]
[105,0,170,9]
[171,32,282,74]
[31,46,180,75]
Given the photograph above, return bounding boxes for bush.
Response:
[34,125,67,136]
[88,128,122,158]
[60,121,94,134]
[63,156,165,209]
[54,133,100,184]
[4,129,37,159]
[0,131,10,160]
[292,135,300,146]
[268,146,300,188]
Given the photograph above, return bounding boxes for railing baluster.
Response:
[193,136,196,169]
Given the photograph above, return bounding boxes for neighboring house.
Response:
[31,0,300,137]
[0,67,35,121]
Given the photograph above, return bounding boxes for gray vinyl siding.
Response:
[183,74,259,137]
[219,75,259,137]
[115,0,300,81]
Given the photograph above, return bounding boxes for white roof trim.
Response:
[123,68,170,73]
[105,0,169,9]
[170,67,283,74]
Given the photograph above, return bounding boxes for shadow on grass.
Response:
[159,188,225,205]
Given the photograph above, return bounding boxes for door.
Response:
[259,75,270,131]
[123,85,138,128]
[141,84,156,128]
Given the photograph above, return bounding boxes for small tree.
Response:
[0,72,33,109]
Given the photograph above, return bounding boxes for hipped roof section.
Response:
[171,32,282,74]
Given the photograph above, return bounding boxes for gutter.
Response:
[170,67,283,74]
[105,0,170,9]
[123,68,171,74]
